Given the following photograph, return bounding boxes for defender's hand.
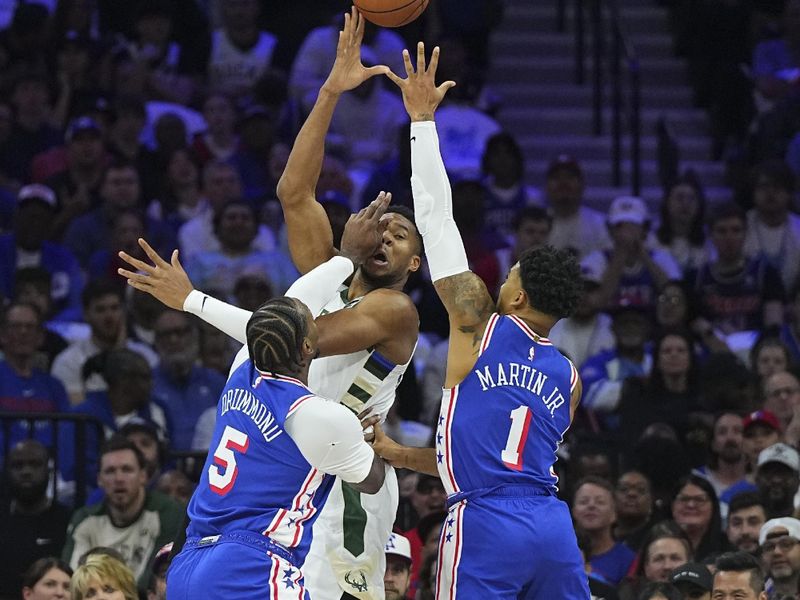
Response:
[385,42,456,122]
[117,238,194,311]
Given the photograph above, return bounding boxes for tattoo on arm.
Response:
[435,272,494,352]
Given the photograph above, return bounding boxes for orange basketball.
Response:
[354,0,429,28]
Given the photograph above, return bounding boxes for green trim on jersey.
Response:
[342,482,368,556]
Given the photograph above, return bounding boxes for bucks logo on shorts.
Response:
[344,570,368,593]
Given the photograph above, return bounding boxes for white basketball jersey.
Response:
[309,286,412,422]
[304,285,414,600]
[208,29,277,94]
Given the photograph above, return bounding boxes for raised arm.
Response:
[386,43,494,387]
[276,7,388,273]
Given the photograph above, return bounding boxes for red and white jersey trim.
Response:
[506,314,553,345]
[262,467,324,548]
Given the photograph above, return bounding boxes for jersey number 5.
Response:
[501,406,532,471]
[209,425,250,495]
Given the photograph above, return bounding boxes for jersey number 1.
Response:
[501,406,532,471]
[209,425,250,495]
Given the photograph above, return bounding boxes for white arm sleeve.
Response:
[182,256,357,344]
[410,120,469,282]
[284,397,375,483]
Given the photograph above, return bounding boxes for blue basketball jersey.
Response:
[437,313,577,496]
[187,360,334,564]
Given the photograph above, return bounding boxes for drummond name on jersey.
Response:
[474,363,566,416]
[218,387,283,442]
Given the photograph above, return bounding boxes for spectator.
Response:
[687,202,784,338]
[585,195,681,312]
[726,492,768,555]
[383,532,412,600]
[154,470,193,508]
[575,531,621,599]
[493,206,552,288]
[62,436,182,589]
[49,31,102,132]
[580,305,653,426]
[86,209,146,285]
[0,184,84,322]
[572,476,636,585]
[151,309,225,450]
[63,160,174,268]
[177,160,275,261]
[191,91,239,164]
[744,160,800,291]
[207,0,277,98]
[780,285,800,363]
[711,551,766,600]
[232,103,279,203]
[759,517,800,598]
[671,475,726,562]
[545,155,610,258]
[106,95,160,201]
[51,279,157,405]
[0,441,71,598]
[652,173,710,273]
[146,148,204,236]
[480,132,542,243]
[750,335,793,388]
[119,420,165,490]
[0,303,70,447]
[147,542,172,600]
[618,330,702,448]
[619,521,693,598]
[549,259,615,369]
[0,71,62,184]
[184,200,298,298]
[614,470,655,550]
[70,553,138,600]
[636,581,683,600]
[12,268,69,369]
[742,410,782,473]
[694,413,750,514]
[72,348,168,439]
[763,371,800,432]
[668,562,712,600]
[232,272,273,313]
[0,3,49,77]
[754,443,800,519]
[405,510,445,599]
[19,557,72,600]
[42,116,106,239]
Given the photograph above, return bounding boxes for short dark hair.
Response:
[0,301,42,328]
[714,551,764,593]
[102,348,150,387]
[708,202,745,229]
[247,297,309,375]
[513,206,552,231]
[99,434,146,471]
[637,581,683,600]
[81,278,123,309]
[14,267,51,293]
[21,557,73,589]
[385,205,423,256]
[518,245,582,319]
[727,491,765,518]
[572,475,614,502]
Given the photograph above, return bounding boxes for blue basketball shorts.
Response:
[166,531,310,600]
[435,489,590,599]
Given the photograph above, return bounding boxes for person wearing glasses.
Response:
[759,517,800,599]
[670,475,726,562]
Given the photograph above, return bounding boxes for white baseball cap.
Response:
[18,184,57,208]
[608,195,648,226]
[385,532,412,562]
[757,443,800,472]
[759,517,800,546]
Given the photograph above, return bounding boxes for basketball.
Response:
[353,0,430,28]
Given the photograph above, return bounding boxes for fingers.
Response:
[138,238,170,268]
[402,48,414,76]
[170,249,183,272]
[364,65,390,79]
[117,267,147,282]
[416,41,426,75]
[428,45,440,76]
[117,250,156,275]
[357,406,375,421]
[353,6,365,44]
[385,68,404,87]
[437,80,457,95]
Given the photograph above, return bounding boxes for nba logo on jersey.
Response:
[528,346,535,361]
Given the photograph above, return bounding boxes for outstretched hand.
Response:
[385,42,456,122]
[322,6,389,95]
[340,191,391,267]
[117,238,194,311]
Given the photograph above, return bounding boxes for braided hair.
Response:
[246,297,309,375]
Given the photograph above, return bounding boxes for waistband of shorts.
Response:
[446,484,554,508]
[184,530,296,564]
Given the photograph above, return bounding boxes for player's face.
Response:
[497,264,523,315]
[383,557,411,600]
[98,449,146,512]
[360,213,420,286]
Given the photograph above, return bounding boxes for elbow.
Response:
[352,456,386,494]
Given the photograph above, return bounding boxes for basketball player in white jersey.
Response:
[121,12,422,599]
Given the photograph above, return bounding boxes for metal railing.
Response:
[1,412,106,509]
[570,0,642,194]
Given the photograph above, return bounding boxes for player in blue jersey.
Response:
[371,44,592,599]
[120,198,393,600]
